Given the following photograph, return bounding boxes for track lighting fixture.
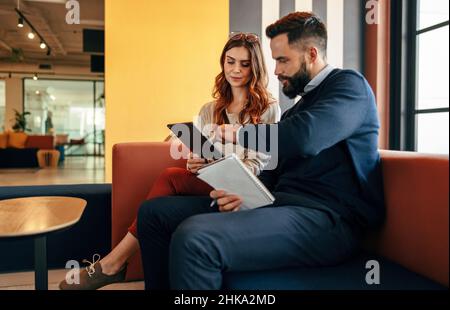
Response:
[15,7,51,55]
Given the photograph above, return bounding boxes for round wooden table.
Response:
[0,196,86,290]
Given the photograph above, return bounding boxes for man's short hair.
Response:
[266,12,327,57]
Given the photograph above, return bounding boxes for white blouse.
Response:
[195,100,281,175]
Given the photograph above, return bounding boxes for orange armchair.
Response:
[112,142,187,280]
[112,143,448,287]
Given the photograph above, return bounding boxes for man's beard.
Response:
[278,62,311,99]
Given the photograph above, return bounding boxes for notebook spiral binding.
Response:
[231,154,274,201]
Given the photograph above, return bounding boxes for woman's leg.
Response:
[98,232,140,275]
[100,167,212,275]
[146,167,214,199]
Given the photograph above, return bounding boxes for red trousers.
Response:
[128,167,213,237]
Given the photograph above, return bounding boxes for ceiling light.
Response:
[33,73,38,81]
[16,8,50,54]
[35,90,40,95]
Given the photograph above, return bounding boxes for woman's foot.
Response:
[99,257,127,276]
[99,232,139,276]
[59,254,127,290]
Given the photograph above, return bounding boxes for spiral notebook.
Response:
[197,154,275,210]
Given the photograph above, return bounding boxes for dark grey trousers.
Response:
[137,196,361,290]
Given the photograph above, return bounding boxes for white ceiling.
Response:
[0,0,104,69]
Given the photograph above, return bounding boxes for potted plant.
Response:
[11,109,31,132]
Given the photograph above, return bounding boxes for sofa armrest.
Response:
[112,142,187,280]
[367,150,449,287]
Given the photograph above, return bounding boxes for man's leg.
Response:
[137,196,215,289]
[169,206,361,289]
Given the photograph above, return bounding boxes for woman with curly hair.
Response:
[59,32,280,290]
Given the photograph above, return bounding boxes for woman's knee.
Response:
[160,167,190,180]
[154,167,189,189]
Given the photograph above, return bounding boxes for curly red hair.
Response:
[212,36,271,125]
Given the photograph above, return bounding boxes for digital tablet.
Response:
[167,122,223,160]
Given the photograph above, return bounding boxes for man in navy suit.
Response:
[138,12,384,290]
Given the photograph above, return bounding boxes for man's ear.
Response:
[307,46,319,63]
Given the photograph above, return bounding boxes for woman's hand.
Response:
[187,152,207,174]
[210,190,242,212]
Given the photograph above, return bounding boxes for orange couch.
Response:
[0,132,54,149]
[112,143,449,288]
[25,135,55,149]
[0,134,55,168]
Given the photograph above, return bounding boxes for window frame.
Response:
[390,0,449,152]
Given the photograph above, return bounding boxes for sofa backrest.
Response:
[25,135,54,149]
[112,142,188,280]
[112,143,449,286]
[365,150,449,287]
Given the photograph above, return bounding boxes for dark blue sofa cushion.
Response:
[0,184,111,273]
[0,148,39,168]
[1,184,446,290]
[223,252,445,290]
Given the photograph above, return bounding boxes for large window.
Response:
[390,0,449,154]
[24,79,105,156]
[0,81,4,132]
[415,0,449,154]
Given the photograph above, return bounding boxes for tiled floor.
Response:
[0,156,105,186]
[0,269,144,290]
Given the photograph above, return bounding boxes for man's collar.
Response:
[301,64,335,96]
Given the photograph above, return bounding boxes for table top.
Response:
[0,196,86,238]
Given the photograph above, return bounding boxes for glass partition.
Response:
[24,79,105,156]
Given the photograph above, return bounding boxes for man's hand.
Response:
[215,124,241,144]
[210,190,242,212]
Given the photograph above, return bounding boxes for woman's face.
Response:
[224,46,252,88]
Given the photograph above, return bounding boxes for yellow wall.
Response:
[105,0,229,181]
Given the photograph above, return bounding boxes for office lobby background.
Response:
[0,0,448,293]
[1,0,448,181]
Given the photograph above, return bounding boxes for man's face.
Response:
[270,33,311,98]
